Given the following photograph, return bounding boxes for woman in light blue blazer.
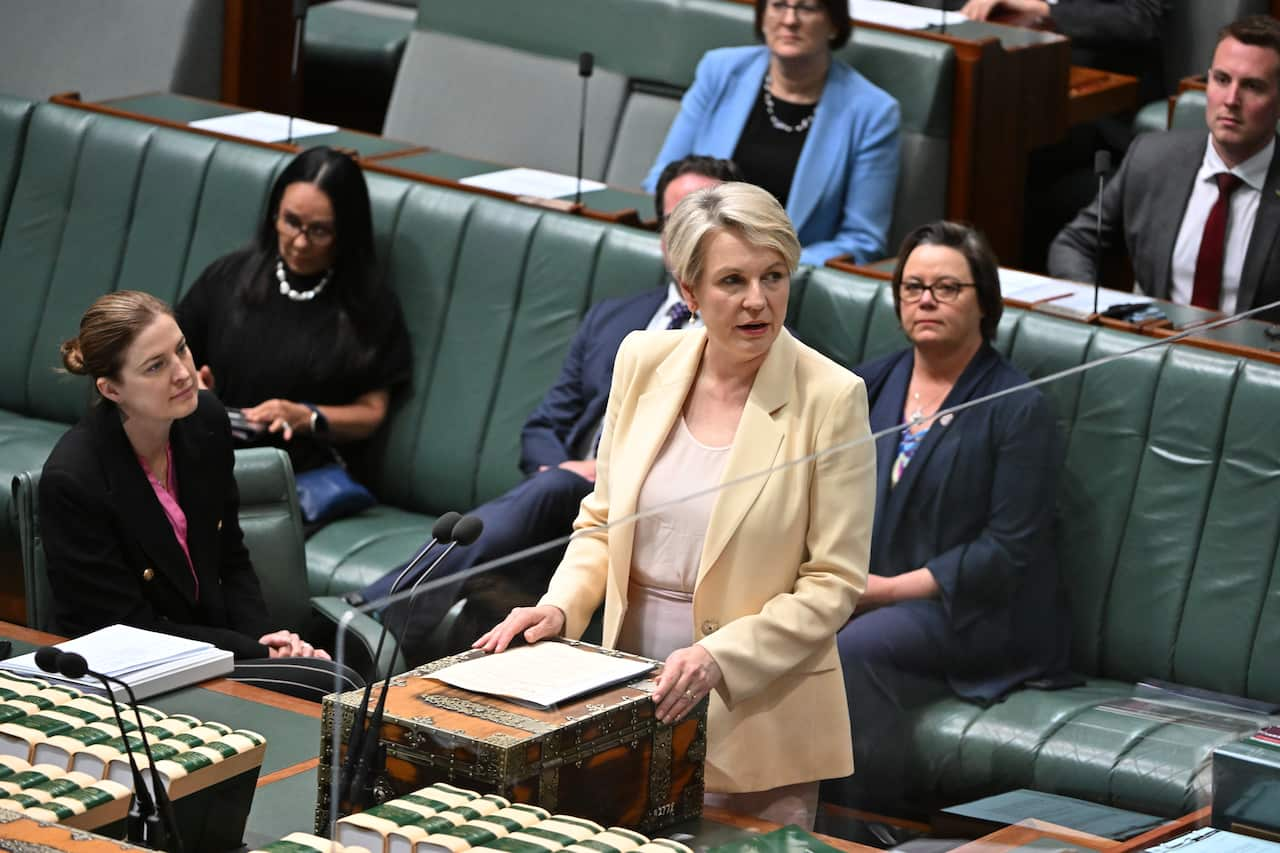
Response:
[642,0,901,266]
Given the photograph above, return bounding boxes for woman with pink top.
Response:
[40,291,361,699]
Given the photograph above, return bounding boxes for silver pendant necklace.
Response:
[909,386,948,425]
[763,73,816,134]
[276,258,332,302]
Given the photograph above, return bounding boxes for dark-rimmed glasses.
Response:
[766,1,825,17]
[277,211,336,245]
[898,280,976,303]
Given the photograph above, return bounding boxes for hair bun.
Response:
[60,337,87,374]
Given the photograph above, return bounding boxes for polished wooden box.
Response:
[317,640,707,835]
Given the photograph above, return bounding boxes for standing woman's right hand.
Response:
[197,365,215,391]
[473,605,566,653]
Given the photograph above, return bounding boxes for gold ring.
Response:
[684,689,696,700]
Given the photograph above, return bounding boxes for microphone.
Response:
[36,648,182,852]
[574,51,594,207]
[287,0,308,145]
[340,512,461,805]
[346,515,484,807]
[1092,149,1112,318]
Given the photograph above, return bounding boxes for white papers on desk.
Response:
[459,168,606,200]
[0,624,233,701]
[425,642,656,709]
[851,0,968,29]
[1001,268,1151,317]
[188,111,337,143]
[1147,828,1280,853]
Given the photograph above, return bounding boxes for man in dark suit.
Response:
[1049,15,1280,320]
[354,155,742,663]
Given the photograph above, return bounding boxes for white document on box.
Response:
[189,111,337,142]
[850,0,967,30]
[425,642,656,709]
[459,167,606,199]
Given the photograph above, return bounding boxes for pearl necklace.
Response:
[763,73,816,134]
[276,259,332,302]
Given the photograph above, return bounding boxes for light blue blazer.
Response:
[643,45,901,265]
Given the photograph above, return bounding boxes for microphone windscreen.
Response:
[433,511,463,542]
[58,653,90,680]
[34,646,62,674]
[451,515,485,546]
[1094,150,1112,176]
[578,51,594,78]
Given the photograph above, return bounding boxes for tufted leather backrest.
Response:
[796,269,1280,702]
[0,104,288,425]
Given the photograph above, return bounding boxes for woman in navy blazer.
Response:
[828,222,1069,814]
[642,0,900,266]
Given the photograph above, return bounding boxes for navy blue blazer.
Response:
[856,344,1069,701]
[642,45,900,265]
[520,288,666,475]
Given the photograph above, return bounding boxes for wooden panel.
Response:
[221,0,307,113]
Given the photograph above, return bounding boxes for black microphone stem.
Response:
[107,673,185,853]
[94,674,154,845]
[341,511,460,805]
[347,539,464,806]
[575,76,588,206]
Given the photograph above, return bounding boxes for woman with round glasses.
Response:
[176,147,411,484]
[642,0,900,266]
[827,221,1068,814]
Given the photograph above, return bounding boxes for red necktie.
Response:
[1191,172,1245,311]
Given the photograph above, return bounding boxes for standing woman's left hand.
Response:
[653,645,722,724]
[243,399,312,440]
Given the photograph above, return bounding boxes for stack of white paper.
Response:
[425,641,655,709]
[0,625,233,700]
[188,111,337,143]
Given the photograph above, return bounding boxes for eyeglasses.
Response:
[766,1,826,17]
[277,211,336,245]
[899,280,977,303]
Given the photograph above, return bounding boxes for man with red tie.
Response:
[1049,15,1280,320]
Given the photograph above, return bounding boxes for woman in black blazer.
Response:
[827,222,1069,817]
[40,291,361,699]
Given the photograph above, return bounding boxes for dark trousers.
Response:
[231,656,364,702]
[823,602,954,816]
[359,467,594,665]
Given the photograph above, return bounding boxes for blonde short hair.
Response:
[663,182,802,287]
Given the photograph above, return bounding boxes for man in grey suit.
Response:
[1048,15,1280,320]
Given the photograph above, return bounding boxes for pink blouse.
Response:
[136,443,200,600]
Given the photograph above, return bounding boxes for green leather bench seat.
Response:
[798,269,1280,816]
[304,0,417,129]
[4,93,1280,820]
[307,0,416,79]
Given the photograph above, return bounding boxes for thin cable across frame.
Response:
[327,298,1280,834]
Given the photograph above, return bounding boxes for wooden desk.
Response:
[0,621,324,848]
[826,256,1280,365]
[946,809,1212,853]
[48,92,652,229]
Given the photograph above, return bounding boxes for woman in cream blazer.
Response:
[478,183,874,825]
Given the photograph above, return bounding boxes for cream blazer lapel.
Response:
[696,330,793,588]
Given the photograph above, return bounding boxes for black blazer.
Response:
[40,391,273,658]
[857,344,1070,701]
